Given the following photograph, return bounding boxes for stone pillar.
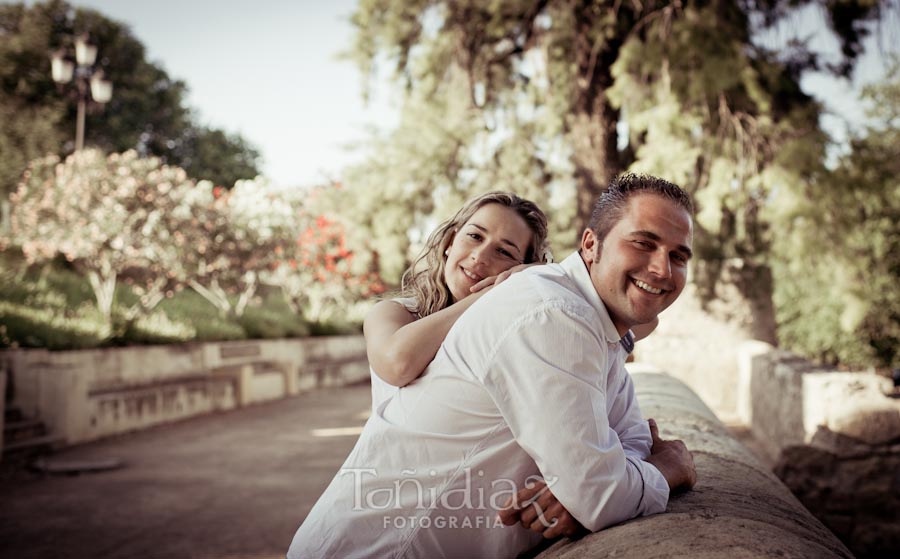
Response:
[283,362,299,396]
[236,364,254,407]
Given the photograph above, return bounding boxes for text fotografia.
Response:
[383,514,507,529]
[340,467,558,514]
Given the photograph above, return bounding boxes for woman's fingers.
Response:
[528,501,565,533]
[470,263,537,293]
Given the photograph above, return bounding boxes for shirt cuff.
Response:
[632,458,670,516]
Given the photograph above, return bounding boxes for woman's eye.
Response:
[498,248,514,258]
[467,233,482,241]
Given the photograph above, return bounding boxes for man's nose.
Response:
[648,250,671,279]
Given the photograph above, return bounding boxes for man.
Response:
[288,174,697,558]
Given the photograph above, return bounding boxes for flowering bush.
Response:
[4,149,197,323]
[178,177,300,317]
[3,151,387,336]
[262,210,385,321]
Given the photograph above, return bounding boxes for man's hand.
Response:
[497,478,586,539]
[469,263,536,293]
[644,418,697,492]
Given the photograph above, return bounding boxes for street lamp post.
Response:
[50,34,113,151]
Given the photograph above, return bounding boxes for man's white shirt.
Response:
[288,252,669,559]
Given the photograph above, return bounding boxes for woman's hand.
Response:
[469,263,538,293]
[498,478,586,539]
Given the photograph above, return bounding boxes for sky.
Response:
[42,1,900,188]
[69,0,398,189]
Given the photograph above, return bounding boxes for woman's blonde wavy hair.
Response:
[399,191,551,318]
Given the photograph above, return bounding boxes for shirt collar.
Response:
[559,251,622,345]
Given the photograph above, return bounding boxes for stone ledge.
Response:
[536,366,852,559]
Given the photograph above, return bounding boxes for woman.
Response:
[364,191,551,411]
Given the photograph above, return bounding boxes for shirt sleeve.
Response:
[607,368,670,515]
[480,303,669,532]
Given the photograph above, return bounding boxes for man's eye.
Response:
[672,253,688,264]
[498,248,514,259]
[634,241,653,249]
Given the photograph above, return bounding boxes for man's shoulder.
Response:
[465,264,595,329]
[499,263,589,308]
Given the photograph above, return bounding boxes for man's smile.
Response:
[631,277,666,295]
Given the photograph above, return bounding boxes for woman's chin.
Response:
[447,282,469,303]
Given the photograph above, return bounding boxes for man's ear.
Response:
[580,228,599,264]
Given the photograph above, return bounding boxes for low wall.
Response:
[744,344,900,557]
[536,366,852,559]
[2,336,368,446]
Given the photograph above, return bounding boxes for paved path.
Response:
[0,383,372,559]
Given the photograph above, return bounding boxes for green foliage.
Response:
[237,295,310,339]
[770,59,900,369]
[0,97,65,200]
[0,250,114,348]
[341,0,888,282]
[175,126,262,189]
[154,288,246,342]
[339,0,896,371]
[0,0,260,198]
[0,250,354,349]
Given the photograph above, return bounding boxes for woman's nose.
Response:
[470,246,489,267]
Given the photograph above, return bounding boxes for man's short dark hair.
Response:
[587,173,694,243]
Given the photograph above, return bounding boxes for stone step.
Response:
[4,405,25,423]
[4,418,48,443]
[2,433,64,456]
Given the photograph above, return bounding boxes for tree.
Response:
[0,0,261,199]
[175,177,299,318]
[770,57,900,369]
[342,0,891,287]
[173,126,262,189]
[3,149,198,326]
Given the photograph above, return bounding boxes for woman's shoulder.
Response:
[365,297,419,325]
[389,296,419,315]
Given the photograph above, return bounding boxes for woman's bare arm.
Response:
[365,263,538,388]
[363,290,490,387]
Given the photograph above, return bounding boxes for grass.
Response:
[0,250,362,351]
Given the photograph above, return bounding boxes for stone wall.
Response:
[2,336,369,446]
[536,365,853,559]
[745,348,900,558]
